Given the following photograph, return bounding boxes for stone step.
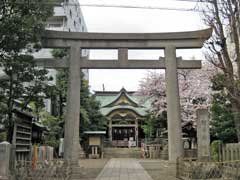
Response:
[103,147,142,158]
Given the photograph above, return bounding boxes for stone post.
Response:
[0,142,11,180]
[109,118,112,141]
[64,46,81,165]
[165,46,183,162]
[197,109,210,161]
[135,118,138,147]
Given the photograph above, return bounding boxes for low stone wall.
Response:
[184,149,197,159]
[0,142,11,180]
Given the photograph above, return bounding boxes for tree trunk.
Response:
[6,72,14,143]
[7,126,13,143]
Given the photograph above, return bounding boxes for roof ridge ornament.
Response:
[120,87,127,92]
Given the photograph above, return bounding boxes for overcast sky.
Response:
[79,0,207,91]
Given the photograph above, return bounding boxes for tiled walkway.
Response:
[96,158,153,180]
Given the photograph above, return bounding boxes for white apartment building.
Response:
[34,0,89,113]
[35,0,89,78]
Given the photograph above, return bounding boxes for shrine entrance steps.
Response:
[103,147,142,158]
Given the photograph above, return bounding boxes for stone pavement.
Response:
[139,159,179,180]
[96,158,153,180]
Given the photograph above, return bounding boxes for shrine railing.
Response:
[13,160,70,180]
[177,158,240,180]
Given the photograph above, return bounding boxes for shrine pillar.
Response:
[165,46,183,162]
[64,46,81,165]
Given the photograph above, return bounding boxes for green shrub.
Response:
[211,140,223,161]
[44,139,60,149]
[0,132,7,142]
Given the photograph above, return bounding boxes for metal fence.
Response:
[177,158,240,180]
[14,160,70,180]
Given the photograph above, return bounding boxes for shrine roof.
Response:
[32,122,49,131]
[100,105,148,117]
[94,88,152,117]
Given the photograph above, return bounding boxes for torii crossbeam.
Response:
[36,28,212,165]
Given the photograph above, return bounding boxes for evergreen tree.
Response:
[141,111,167,138]
[29,101,63,147]
[210,74,238,143]
[0,0,54,142]
[80,77,107,132]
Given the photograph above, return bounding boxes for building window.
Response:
[47,23,62,28]
[69,9,72,18]
[82,26,84,32]
[69,28,71,32]
[74,20,76,27]
[79,17,81,25]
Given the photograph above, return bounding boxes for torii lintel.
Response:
[40,28,212,49]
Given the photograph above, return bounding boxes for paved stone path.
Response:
[139,159,179,180]
[96,158,153,180]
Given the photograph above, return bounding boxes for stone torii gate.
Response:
[36,28,212,164]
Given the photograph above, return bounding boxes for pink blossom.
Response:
[137,62,217,122]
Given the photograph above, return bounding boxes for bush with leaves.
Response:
[211,140,223,161]
[141,111,167,138]
[0,132,7,142]
[41,112,63,149]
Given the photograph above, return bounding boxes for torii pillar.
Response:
[64,45,81,165]
[165,46,183,161]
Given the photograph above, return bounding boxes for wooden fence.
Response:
[221,143,240,161]
[177,158,240,180]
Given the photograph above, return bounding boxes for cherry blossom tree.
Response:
[137,62,217,122]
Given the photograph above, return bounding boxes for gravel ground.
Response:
[78,159,109,180]
[139,159,179,180]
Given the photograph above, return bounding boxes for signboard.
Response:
[89,137,101,146]
[128,141,136,147]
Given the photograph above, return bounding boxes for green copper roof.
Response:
[103,88,139,107]
[100,105,147,117]
[95,88,152,117]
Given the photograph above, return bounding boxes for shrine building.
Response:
[95,88,151,147]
